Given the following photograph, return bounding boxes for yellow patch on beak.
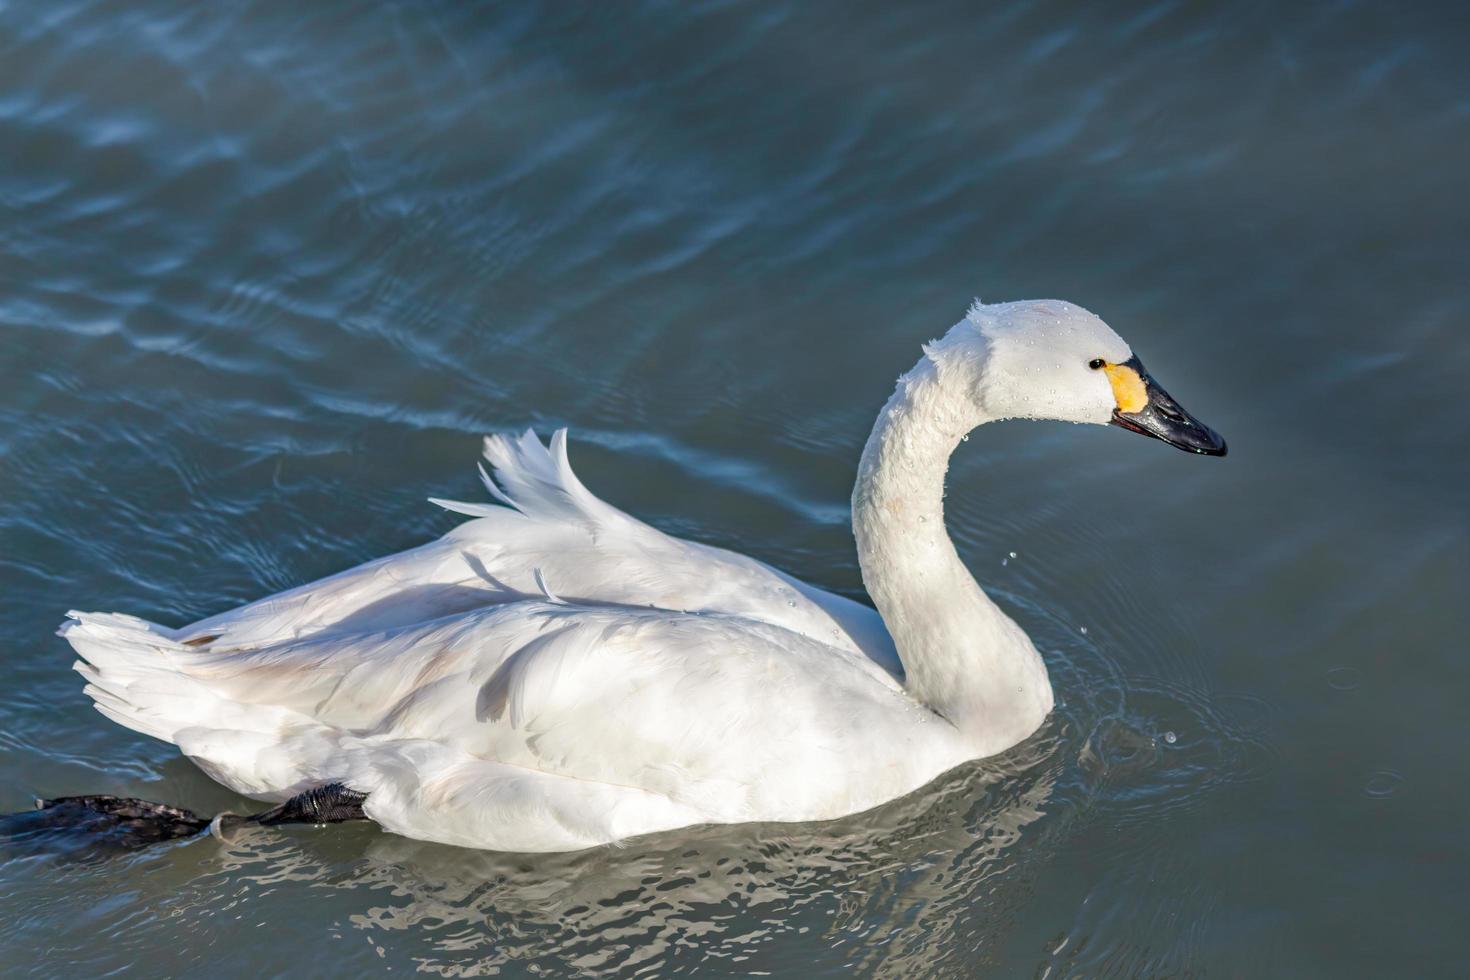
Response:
[1103,363,1148,414]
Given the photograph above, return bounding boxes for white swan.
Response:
[60,299,1225,852]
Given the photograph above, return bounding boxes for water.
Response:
[2,0,1466,974]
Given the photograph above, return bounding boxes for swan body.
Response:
[62,299,1225,852]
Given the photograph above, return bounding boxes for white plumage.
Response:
[62,300,1200,852]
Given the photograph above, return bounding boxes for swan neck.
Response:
[852,353,1052,750]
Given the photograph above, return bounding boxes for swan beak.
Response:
[1107,356,1228,457]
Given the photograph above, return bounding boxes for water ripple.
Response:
[2,0,1466,973]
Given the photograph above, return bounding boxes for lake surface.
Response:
[2,0,1467,975]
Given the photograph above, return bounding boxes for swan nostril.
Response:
[1158,405,1185,423]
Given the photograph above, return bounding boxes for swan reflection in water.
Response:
[208,732,1061,976]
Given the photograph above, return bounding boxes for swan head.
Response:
[957,299,1227,456]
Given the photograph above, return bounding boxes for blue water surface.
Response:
[2,1,1467,975]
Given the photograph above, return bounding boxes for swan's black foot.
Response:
[17,795,211,849]
[254,782,368,826]
[4,783,370,854]
[211,782,369,839]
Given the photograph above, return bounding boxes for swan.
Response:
[54,299,1225,852]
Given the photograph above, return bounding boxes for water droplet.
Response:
[960,433,969,442]
[1079,625,1088,635]
[1001,558,1008,566]
[1326,666,1362,691]
[1364,770,1403,799]
[1009,551,1018,559]
[787,600,797,608]
[918,515,926,523]
[1163,731,1177,744]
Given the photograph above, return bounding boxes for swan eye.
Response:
[1088,358,1105,370]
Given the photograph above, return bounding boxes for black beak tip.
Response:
[1192,428,1228,457]
[1110,409,1228,457]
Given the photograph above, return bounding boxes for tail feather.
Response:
[62,611,219,744]
[61,610,340,799]
[62,611,303,744]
